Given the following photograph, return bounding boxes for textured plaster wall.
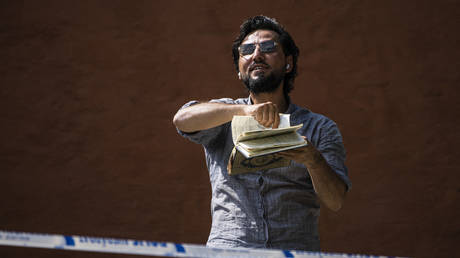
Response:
[0,1,459,257]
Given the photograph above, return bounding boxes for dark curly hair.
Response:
[232,16,299,96]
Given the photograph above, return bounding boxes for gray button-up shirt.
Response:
[177,97,351,251]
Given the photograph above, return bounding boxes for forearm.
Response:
[304,152,347,212]
[173,102,248,133]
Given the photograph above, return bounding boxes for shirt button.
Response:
[258,177,264,186]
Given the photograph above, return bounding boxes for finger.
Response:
[278,147,308,158]
[280,149,298,155]
[275,152,290,158]
[274,152,288,158]
[260,104,269,126]
[267,104,275,128]
[255,104,264,123]
[275,152,296,160]
[273,109,280,129]
[276,149,296,156]
[301,136,311,144]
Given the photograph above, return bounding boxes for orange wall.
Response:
[0,1,459,257]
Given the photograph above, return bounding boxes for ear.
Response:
[285,56,293,73]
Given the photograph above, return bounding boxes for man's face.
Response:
[238,30,290,94]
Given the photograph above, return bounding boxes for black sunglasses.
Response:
[238,40,278,56]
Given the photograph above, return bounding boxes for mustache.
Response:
[249,61,270,71]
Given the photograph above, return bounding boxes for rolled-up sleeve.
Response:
[176,98,236,147]
[317,120,352,191]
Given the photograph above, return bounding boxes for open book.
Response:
[227,115,307,175]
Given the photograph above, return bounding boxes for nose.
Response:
[252,45,264,62]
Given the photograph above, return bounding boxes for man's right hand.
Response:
[244,101,280,129]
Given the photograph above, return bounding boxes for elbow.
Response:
[172,112,180,127]
[327,180,347,212]
[173,110,194,132]
[325,191,346,212]
[328,201,343,212]
[173,111,185,130]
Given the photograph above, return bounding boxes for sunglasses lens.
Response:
[239,44,256,55]
[260,41,276,53]
[239,40,277,56]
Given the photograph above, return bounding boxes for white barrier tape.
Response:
[0,230,384,258]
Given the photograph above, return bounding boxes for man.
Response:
[173,16,351,251]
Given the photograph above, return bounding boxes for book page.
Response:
[237,124,303,142]
[236,142,308,158]
[231,115,290,144]
[238,132,306,151]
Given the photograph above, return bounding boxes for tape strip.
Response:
[0,230,385,258]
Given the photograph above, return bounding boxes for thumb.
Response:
[301,136,312,145]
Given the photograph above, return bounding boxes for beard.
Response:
[242,68,284,94]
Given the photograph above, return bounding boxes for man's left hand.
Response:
[276,137,323,168]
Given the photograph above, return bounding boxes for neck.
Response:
[250,86,289,113]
